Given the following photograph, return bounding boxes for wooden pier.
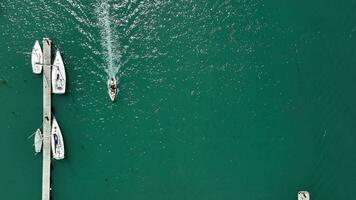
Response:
[42,38,51,200]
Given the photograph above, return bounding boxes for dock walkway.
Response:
[42,38,51,200]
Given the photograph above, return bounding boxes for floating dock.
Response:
[42,38,51,200]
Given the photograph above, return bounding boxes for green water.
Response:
[1,0,356,199]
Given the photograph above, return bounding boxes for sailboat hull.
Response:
[31,40,43,74]
[51,117,65,160]
[34,129,43,153]
[52,51,66,94]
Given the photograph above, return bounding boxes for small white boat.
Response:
[298,191,310,200]
[107,77,117,101]
[51,117,65,160]
[34,128,43,153]
[31,40,43,74]
[52,50,66,94]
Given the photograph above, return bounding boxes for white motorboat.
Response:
[31,40,43,74]
[51,117,65,160]
[52,50,66,94]
[34,128,43,153]
[107,77,117,101]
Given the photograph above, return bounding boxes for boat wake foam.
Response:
[95,0,121,79]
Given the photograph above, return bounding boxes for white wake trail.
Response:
[95,0,120,78]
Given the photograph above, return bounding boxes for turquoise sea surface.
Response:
[0,0,356,199]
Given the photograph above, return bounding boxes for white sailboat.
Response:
[52,50,66,94]
[51,117,65,160]
[31,40,43,74]
[34,128,43,153]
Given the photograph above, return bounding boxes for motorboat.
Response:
[31,40,43,74]
[52,50,66,94]
[107,77,117,101]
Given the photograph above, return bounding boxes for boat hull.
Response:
[34,129,43,153]
[31,40,43,74]
[51,117,65,160]
[107,77,117,101]
[52,51,66,94]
